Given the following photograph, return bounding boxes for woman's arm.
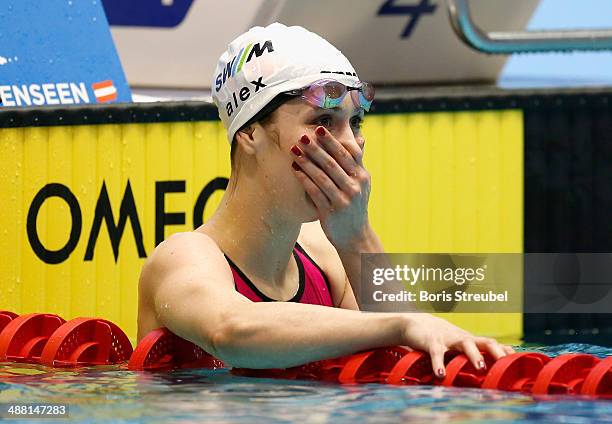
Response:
[145,231,512,374]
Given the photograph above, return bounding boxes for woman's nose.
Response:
[332,122,360,149]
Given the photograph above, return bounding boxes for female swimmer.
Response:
[137,23,514,376]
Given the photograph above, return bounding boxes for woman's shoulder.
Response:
[141,231,231,290]
[149,231,225,267]
[137,231,234,341]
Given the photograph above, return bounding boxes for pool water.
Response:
[0,344,611,423]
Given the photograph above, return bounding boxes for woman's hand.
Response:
[290,126,370,250]
[401,313,516,378]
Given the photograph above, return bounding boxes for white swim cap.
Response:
[211,22,360,144]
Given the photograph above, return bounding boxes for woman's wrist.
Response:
[378,313,413,347]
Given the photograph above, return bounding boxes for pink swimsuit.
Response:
[223,242,334,307]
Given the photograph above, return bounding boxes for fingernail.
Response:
[437,368,445,377]
[300,134,310,145]
[291,162,301,171]
[316,126,326,137]
[290,145,302,156]
[478,360,486,370]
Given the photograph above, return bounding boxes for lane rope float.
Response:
[0,312,609,399]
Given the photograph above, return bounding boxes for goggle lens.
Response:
[294,79,375,112]
[350,82,375,111]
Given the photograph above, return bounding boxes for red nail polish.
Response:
[292,162,301,171]
[437,368,445,377]
[299,134,310,145]
[290,145,302,156]
[316,126,326,137]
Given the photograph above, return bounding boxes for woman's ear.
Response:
[235,124,258,156]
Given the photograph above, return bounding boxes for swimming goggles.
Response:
[285,78,375,112]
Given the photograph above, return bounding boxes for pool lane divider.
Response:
[0,311,18,333]
[0,311,610,399]
[0,312,132,366]
[0,313,66,363]
[40,317,132,367]
[127,327,224,371]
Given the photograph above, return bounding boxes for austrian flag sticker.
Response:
[92,80,118,103]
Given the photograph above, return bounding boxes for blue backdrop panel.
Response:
[0,0,131,107]
[102,0,195,27]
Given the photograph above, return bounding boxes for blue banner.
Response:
[101,0,195,27]
[0,0,131,107]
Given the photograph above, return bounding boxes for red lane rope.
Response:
[0,313,610,398]
[482,352,551,393]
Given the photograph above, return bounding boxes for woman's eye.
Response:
[316,115,333,127]
[350,116,364,130]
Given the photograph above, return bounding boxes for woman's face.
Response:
[250,94,365,223]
